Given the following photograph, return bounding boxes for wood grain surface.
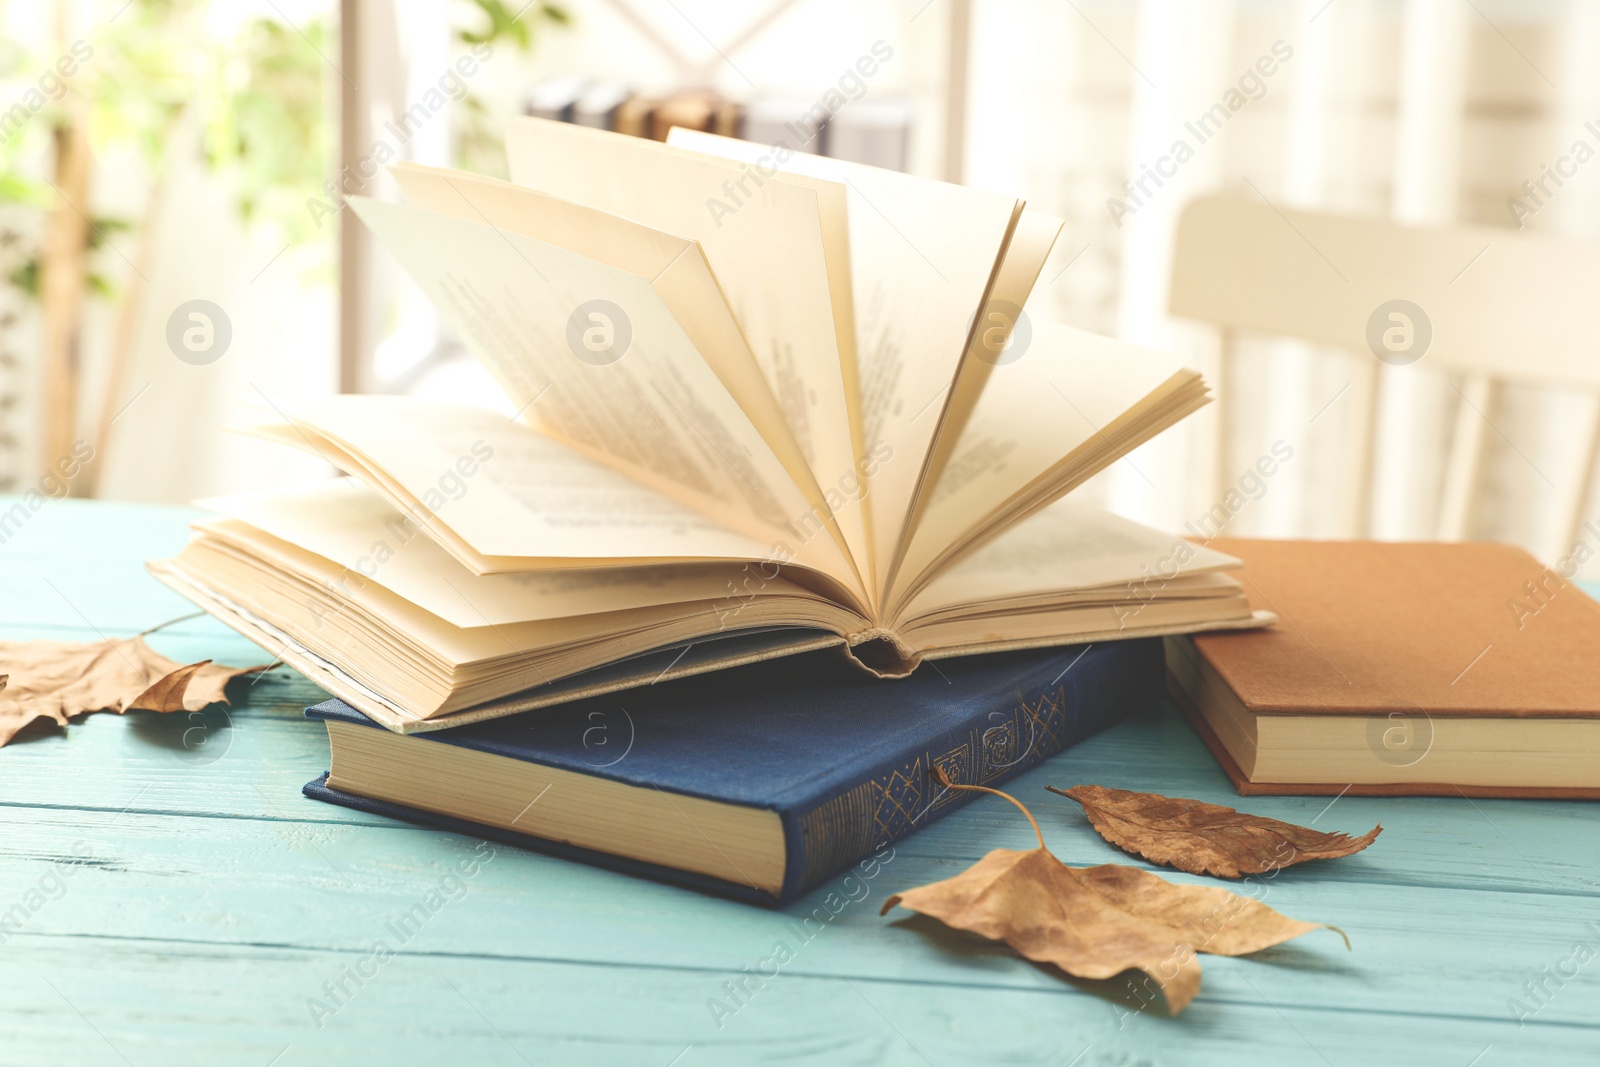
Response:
[0,499,1595,1065]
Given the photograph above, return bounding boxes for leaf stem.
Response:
[933,765,1046,850]
[136,611,207,638]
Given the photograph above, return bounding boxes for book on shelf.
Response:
[522,77,588,124]
[149,116,1266,733]
[572,82,632,131]
[742,97,832,157]
[1168,538,1600,798]
[612,93,655,138]
[647,89,740,141]
[825,99,913,171]
[303,639,1158,904]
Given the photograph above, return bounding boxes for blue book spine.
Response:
[776,640,1158,900]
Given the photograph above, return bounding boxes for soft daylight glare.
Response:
[4,3,1600,1063]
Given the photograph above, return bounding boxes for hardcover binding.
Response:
[303,640,1162,904]
[1168,672,1600,800]
[781,643,1157,896]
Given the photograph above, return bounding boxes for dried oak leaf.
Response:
[882,771,1343,1014]
[0,636,273,747]
[1049,784,1381,878]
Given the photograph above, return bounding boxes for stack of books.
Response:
[152,119,1268,899]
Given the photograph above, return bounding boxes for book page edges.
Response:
[882,206,1065,600]
[149,553,1268,732]
[823,610,1270,679]
[149,557,846,735]
[919,610,1273,663]
[1168,646,1600,798]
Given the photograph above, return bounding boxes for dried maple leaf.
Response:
[1048,784,1381,878]
[882,770,1343,1014]
[0,635,274,747]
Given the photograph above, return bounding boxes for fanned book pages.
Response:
[149,118,1269,733]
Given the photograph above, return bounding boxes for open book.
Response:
[149,118,1267,733]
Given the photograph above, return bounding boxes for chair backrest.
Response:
[1170,192,1600,550]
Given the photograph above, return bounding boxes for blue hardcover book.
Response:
[302,639,1159,905]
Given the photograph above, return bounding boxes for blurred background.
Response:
[4,0,1599,575]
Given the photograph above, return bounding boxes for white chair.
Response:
[1169,192,1600,551]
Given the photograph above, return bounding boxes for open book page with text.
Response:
[651,139,863,503]
[901,500,1241,621]
[239,396,783,573]
[503,118,872,581]
[889,321,1208,612]
[187,516,735,652]
[344,195,860,595]
[381,167,864,583]
[896,502,1253,654]
[884,206,1063,590]
[200,479,787,629]
[665,128,1021,590]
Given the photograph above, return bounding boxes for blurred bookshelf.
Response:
[519,79,915,173]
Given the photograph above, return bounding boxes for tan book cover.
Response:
[1170,538,1600,798]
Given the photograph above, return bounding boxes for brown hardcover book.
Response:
[1168,538,1600,798]
[713,99,743,138]
[612,94,656,138]
[649,89,719,141]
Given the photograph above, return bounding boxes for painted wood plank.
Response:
[1,935,1589,1067]
[1,792,1597,1029]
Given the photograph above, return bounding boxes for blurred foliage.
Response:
[0,0,569,299]
[453,0,568,179]
[203,18,331,247]
[458,0,569,48]
[7,218,130,300]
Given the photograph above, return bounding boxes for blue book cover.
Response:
[303,639,1160,905]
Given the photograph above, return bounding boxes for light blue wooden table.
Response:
[2,498,1597,1065]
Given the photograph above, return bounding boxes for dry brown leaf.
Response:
[1049,784,1382,878]
[0,636,274,747]
[881,770,1343,1014]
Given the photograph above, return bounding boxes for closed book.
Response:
[303,639,1158,905]
[1169,538,1600,798]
